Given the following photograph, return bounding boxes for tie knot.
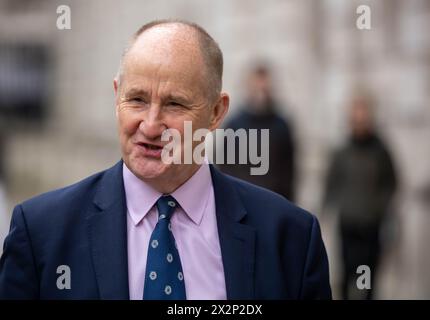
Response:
[156,195,178,220]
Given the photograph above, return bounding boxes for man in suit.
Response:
[0,19,331,299]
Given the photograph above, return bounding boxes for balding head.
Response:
[117,19,223,103]
[114,20,230,193]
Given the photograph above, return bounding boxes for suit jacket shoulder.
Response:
[228,173,314,226]
[210,168,332,299]
[0,162,129,299]
[20,168,107,229]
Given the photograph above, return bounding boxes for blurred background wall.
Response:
[0,0,429,299]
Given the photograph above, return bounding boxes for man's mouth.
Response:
[137,142,164,158]
[142,143,163,150]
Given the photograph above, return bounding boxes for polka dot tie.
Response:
[143,195,186,299]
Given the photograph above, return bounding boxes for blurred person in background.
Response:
[324,94,397,300]
[218,64,296,201]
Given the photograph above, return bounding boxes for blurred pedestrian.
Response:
[324,94,397,299]
[218,64,296,201]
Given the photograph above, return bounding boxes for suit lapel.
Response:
[87,161,129,299]
[210,166,256,299]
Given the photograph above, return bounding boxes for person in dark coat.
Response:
[218,65,296,201]
[324,94,397,299]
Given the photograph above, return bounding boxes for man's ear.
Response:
[113,78,119,96]
[209,93,229,131]
[113,78,119,117]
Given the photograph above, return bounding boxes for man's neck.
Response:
[143,164,202,194]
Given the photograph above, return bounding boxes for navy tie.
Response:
[143,195,186,299]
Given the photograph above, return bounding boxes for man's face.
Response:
[350,99,372,138]
[114,26,227,188]
[248,72,272,111]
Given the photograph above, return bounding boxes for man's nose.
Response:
[139,104,166,139]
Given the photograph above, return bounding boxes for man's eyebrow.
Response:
[124,88,149,97]
[165,93,190,103]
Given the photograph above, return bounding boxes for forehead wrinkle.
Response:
[122,61,205,102]
[121,74,197,106]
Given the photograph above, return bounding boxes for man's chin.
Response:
[129,158,169,181]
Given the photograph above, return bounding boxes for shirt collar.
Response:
[123,162,212,226]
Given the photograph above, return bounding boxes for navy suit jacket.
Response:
[0,161,331,299]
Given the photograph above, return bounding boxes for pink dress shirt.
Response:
[123,162,227,300]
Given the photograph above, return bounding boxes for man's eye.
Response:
[168,101,183,107]
[131,97,145,103]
